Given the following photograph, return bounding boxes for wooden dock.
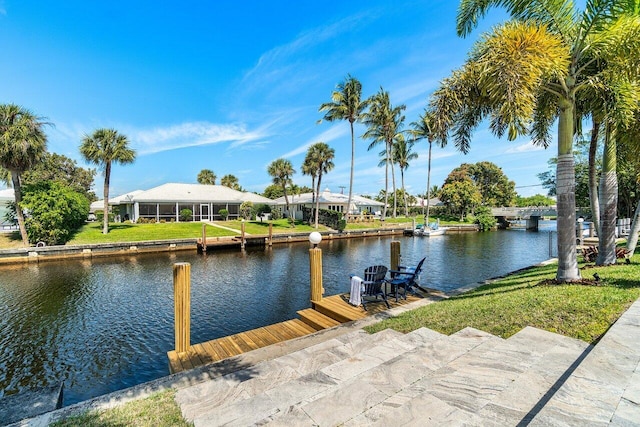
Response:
[167,292,424,374]
[196,228,409,252]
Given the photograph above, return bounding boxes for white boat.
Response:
[422,226,447,236]
[414,222,447,237]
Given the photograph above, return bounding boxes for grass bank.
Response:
[0,215,469,248]
[366,256,640,344]
[50,390,190,427]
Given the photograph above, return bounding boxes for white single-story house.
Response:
[273,188,385,220]
[0,188,16,231]
[412,197,444,208]
[100,183,275,222]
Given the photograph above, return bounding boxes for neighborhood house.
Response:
[91,183,275,222]
[273,188,384,220]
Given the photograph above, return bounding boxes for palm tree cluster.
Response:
[319,77,428,221]
[0,103,136,244]
[428,0,640,280]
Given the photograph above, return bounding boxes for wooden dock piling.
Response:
[390,241,401,271]
[173,262,191,353]
[309,246,323,302]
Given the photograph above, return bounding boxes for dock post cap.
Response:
[309,232,322,247]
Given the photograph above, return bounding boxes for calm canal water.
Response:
[0,227,555,405]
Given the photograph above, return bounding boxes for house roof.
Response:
[90,190,144,211]
[128,183,275,204]
[273,189,384,206]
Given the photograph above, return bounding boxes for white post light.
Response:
[309,231,322,247]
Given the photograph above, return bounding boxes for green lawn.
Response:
[0,231,24,249]
[67,222,230,244]
[218,219,330,234]
[50,390,191,427]
[366,256,640,344]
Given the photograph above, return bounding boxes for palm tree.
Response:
[267,158,295,224]
[393,134,418,217]
[220,174,241,191]
[80,128,135,234]
[301,154,317,205]
[362,88,406,219]
[305,143,335,228]
[319,75,368,220]
[0,104,48,245]
[433,1,640,281]
[409,109,442,224]
[197,169,216,185]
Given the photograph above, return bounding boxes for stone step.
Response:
[178,328,402,421]
[478,326,591,425]
[212,327,493,426]
[190,328,442,426]
[343,326,590,426]
[530,301,640,426]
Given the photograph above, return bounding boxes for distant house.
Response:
[273,188,385,220]
[102,183,275,222]
[0,188,16,231]
[412,197,444,208]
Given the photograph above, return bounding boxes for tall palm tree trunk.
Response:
[390,145,397,218]
[382,151,389,220]
[315,173,323,229]
[588,119,601,238]
[346,121,355,221]
[10,170,29,246]
[283,189,290,219]
[556,97,580,281]
[596,126,618,265]
[401,168,408,217]
[102,162,111,235]
[425,141,433,225]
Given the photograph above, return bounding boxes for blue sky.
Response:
[0,0,554,199]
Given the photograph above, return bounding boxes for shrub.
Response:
[270,207,283,220]
[179,208,193,222]
[20,181,89,245]
[95,210,115,223]
[474,206,497,231]
[240,201,254,220]
[219,209,229,221]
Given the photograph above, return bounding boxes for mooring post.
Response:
[309,232,323,303]
[201,223,207,253]
[241,221,246,249]
[173,262,191,353]
[390,241,401,272]
[268,223,273,247]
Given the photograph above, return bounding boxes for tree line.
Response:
[0,104,136,245]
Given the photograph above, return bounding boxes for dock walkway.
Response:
[167,291,431,374]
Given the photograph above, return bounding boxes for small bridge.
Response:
[491,206,557,230]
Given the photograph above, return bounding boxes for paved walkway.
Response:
[18,298,640,426]
[174,299,640,426]
[205,222,243,234]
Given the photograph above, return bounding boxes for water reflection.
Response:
[0,229,553,404]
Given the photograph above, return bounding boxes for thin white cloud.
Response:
[133,122,266,155]
[505,142,547,154]
[242,11,377,86]
[50,121,270,156]
[277,125,349,161]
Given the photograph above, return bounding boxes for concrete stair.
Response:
[175,322,625,427]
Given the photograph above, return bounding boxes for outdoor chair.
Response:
[386,257,426,301]
[361,265,390,311]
